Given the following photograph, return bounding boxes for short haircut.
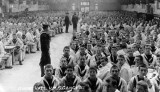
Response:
[138,64,148,70]
[33,82,44,92]
[101,57,108,62]
[137,81,148,91]
[106,77,118,88]
[110,65,119,72]
[89,66,97,73]
[44,64,53,70]
[66,64,74,70]
[78,82,90,90]
[135,55,143,61]
[117,54,125,59]
[63,46,70,51]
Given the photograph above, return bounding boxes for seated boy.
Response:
[40,64,59,91]
[7,33,23,65]
[136,81,149,92]
[55,57,68,80]
[98,77,119,92]
[83,66,102,92]
[60,65,81,88]
[75,55,89,81]
[0,40,12,69]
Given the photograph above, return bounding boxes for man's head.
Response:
[12,33,17,39]
[117,55,125,66]
[136,81,148,92]
[134,55,144,67]
[89,67,97,78]
[33,82,45,92]
[44,64,54,78]
[144,44,151,54]
[138,64,148,77]
[96,46,102,55]
[105,77,118,92]
[100,57,108,66]
[110,65,120,79]
[42,24,49,31]
[77,82,91,92]
[79,55,86,66]
[87,43,92,50]
[66,65,74,77]
[70,41,77,49]
[80,46,86,54]
[63,46,70,55]
[111,46,117,54]
[60,57,68,68]
[127,47,133,56]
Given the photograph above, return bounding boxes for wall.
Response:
[121,0,160,15]
[121,4,146,13]
[153,0,160,15]
[48,0,121,11]
[98,0,121,11]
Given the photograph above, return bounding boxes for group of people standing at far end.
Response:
[64,12,79,33]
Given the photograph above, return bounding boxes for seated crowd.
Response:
[0,11,65,69]
[34,11,160,92]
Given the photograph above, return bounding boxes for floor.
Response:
[0,26,73,92]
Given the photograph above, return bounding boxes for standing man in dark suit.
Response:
[64,12,70,33]
[40,24,51,77]
[72,12,79,32]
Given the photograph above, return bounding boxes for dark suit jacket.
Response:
[40,31,51,66]
[65,16,70,25]
[72,15,78,25]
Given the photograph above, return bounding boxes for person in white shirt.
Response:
[7,33,23,65]
[151,67,160,92]
[117,54,132,84]
[26,29,37,53]
[141,44,157,68]
[0,40,12,69]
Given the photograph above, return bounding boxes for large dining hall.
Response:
[0,0,160,92]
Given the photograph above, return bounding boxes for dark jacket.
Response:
[65,16,70,25]
[72,15,78,25]
[40,31,51,66]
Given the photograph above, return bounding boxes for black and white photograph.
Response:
[0,0,160,92]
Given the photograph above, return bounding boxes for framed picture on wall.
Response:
[157,0,160,9]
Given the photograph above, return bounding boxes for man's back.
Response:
[72,15,78,24]
[65,16,70,24]
[40,32,50,52]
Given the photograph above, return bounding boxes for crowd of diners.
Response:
[33,11,160,92]
[0,11,65,69]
